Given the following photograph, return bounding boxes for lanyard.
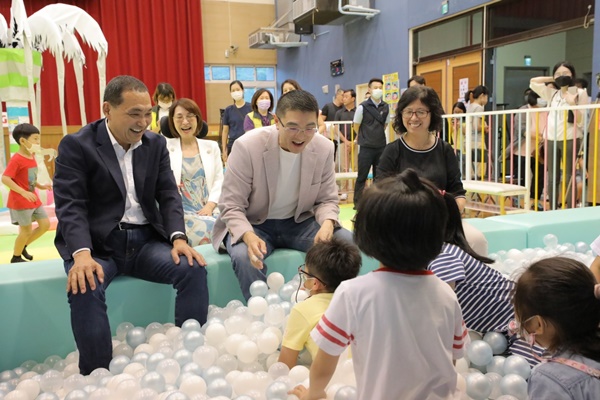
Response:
[549,357,600,379]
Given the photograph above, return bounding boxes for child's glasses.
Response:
[295,264,326,303]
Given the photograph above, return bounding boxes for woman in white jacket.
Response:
[166,98,224,245]
[530,61,589,208]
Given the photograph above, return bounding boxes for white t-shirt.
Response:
[311,268,469,400]
[530,81,589,141]
[267,148,301,219]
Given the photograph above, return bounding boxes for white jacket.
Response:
[166,138,224,205]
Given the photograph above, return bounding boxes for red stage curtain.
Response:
[0,0,206,126]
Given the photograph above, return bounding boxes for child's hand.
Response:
[39,183,52,191]
[21,191,38,202]
[288,385,308,398]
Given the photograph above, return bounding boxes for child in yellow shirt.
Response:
[278,238,361,369]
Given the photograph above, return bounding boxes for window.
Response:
[205,65,277,102]
[211,66,231,81]
[235,67,255,81]
[256,67,275,81]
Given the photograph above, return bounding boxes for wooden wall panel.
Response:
[202,1,277,65]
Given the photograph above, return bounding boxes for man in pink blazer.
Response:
[212,90,354,299]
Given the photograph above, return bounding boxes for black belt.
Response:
[117,222,150,230]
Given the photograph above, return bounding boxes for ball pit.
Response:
[2,235,596,399]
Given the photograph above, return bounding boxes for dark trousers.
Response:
[64,226,208,375]
[354,146,385,206]
[226,217,353,300]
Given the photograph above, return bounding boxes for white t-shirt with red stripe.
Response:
[311,268,469,400]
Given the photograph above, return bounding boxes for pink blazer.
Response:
[212,125,340,251]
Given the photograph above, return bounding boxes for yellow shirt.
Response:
[281,292,333,361]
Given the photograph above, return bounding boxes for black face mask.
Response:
[555,75,573,88]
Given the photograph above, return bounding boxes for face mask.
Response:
[158,101,172,110]
[554,76,572,88]
[537,99,548,107]
[27,143,42,154]
[371,89,383,100]
[231,90,244,101]
[257,99,271,111]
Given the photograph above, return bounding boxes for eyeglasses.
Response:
[280,120,318,135]
[174,113,197,122]
[401,109,430,119]
[297,264,325,285]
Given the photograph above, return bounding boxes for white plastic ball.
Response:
[4,390,28,400]
[116,322,134,341]
[204,324,227,347]
[249,281,269,298]
[179,375,207,397]
[182,319,202,333]
[267,362,290,380]
[483,332,508,355]
[155,359,181,385]
[15,379,40,399]
[113,343,134,359]
[264,304,286,327]
[224,316,250,336]
[278,284,297,302]
[140,371,166,393]
[236,341,259,364]
[267,273,285,292]
[192,346,218,370]
[486,356,506,375]
[543,234,558,249]
[288,366,309,385]
[215,355,238,374]
[465,373,492,400]
[126,327,147,349]
[502,356,531,380]
[247,297,269,317]
[39,370,63,393]
[264,380,289,399]
[485,372,503,399]
[499,374,527,400]
[467,340,494,366]
[206,378,232,398]
[257,331,280,355]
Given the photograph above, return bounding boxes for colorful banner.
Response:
[383,72,400,142]
[0,49,42,102]
[383,72,400,111]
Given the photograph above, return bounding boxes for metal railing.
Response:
[320,103,600,212]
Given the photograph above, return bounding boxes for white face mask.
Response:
[231,90,244,101]
[371,89,383,100]
[28,143,42,154]
[158,101,172,110]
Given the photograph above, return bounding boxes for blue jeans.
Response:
[64,226,208,375]
[225,217,354,300]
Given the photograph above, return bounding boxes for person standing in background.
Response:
[243,89,275,132]
[334,89,357,201]
[222,80,251,162]
[352,78,390,208]
[149,82,176,133]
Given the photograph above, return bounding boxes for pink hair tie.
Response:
[439,190,446,196]
[595,284,600,300]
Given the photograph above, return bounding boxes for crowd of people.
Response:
[2,72,599,399]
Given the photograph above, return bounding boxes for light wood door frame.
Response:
[416,51,482,112]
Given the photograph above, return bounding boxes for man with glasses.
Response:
[212,90,354,300]
[54,75,208,375]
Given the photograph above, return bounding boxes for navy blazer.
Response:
[53,119,185,260]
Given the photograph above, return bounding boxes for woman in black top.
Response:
[377,86,466,211]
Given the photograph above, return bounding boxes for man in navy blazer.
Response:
[53,75,208,375]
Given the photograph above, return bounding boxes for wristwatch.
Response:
[171,233,188,244]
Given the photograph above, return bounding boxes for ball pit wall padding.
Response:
[462,218,528,254]
[487,206,600,249]
[0,243,378,371]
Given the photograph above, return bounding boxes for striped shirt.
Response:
[311,269,468,400]
[429,243,515,333]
